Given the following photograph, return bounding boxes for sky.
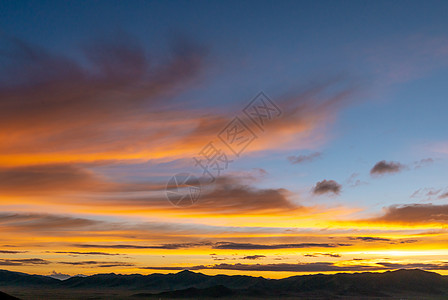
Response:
[0,0,448,279]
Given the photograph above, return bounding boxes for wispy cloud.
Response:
[304,253,341,258]
[0,250,28,254]
[348,236,391,242]
[52,251,121,256]
[74,241,351,250]
[212,242,350,250]
[58,260,134,268]
[0,258,49,266]
[242,255,266,260]
[288,152,321,165]
[0,213,102,231]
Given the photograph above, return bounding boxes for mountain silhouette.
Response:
[0,268,447,299]
[0,290,21,300]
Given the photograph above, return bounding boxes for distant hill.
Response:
[1,269,448,299]
[0,269,59,286]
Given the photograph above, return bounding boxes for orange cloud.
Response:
[0,35,357,168]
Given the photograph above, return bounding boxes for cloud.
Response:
[0,35,358,169]
[304,253,341,258]
[0,164,107,195]
[0,35,206,166]
[242,255,266,260]
[191,178,300,214]
[0,258,49,266]
[212,242,350,250]
[0,250,28,254]
[287,152,321,165]
[439,192,448,199]
[58,260,134,268]
[49,271,71,280]
[370,160,405,176]
[411,188,442,199]
[369,204,448,224]
[119,175,303,215]
[414,158,434,169]
[143,261,448,272]
[377,262,448,271]
[0,211,331,246]
[74,242,213,250]
[52,251,121,256]
[0,163,301,215]
[349,236,391,242]
[142,262,376,272]
[0,213,103,231]
[74,241,350,250]
[312,180,341,195]
[346,173,367,188]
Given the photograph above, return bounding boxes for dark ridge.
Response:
[0,269,59,286]
[0,290,21,300]
[1,268,448,298]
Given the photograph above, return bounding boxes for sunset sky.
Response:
[1,0,448,279]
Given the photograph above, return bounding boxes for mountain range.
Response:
[1,269,447,299]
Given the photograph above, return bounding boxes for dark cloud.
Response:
[52,251,121,256]
[304,253,341,258]
[195,182,298,214]
[312,180,341,195]
[212,242,350,250]
[95,263,135,268]
[74,241,350,250]
[288,152,321,165]
[398,239,419,244]
[0,258,49,266]
[349,236,391,242]
[148,175,303,214]
[74,242,212,250]
[370,160,405,175]
[242,255,266,260]
[0,250,28,254]
[128,176,302,215]
[346,236,418,244]
[58,260,134,267]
